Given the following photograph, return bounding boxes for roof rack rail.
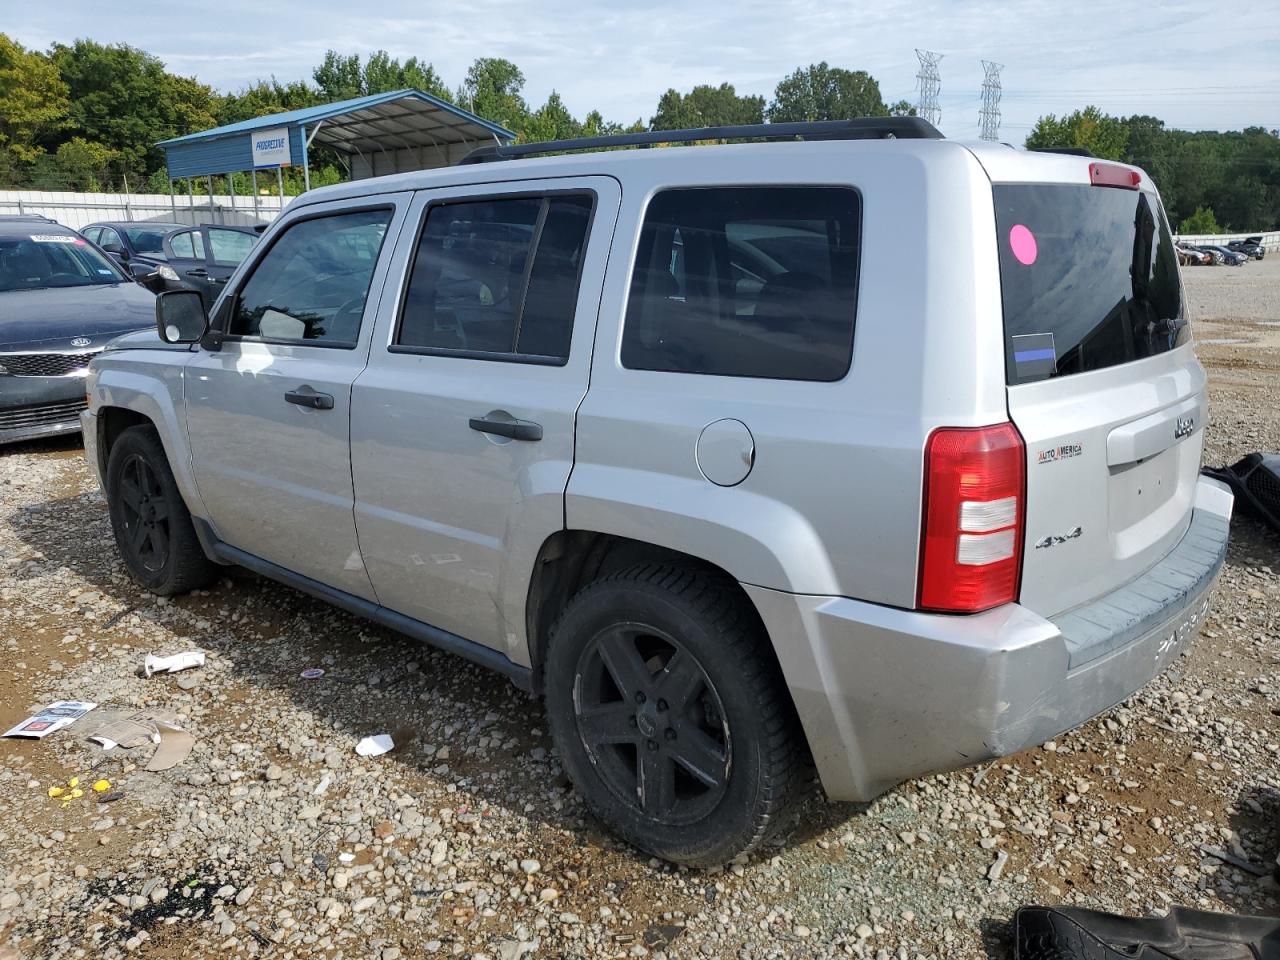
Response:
[459,116,943,164]
[1028,146,1095,158]
[0,213,57,223]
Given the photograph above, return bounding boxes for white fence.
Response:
[0,189,290,230]
[1176,229,1279,252]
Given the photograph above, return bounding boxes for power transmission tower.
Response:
[979,60,1004,141]
[915,49,943,127]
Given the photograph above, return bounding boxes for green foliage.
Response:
[461,58,528,133]
[1025,106,1129,160]
[1180,205,1221,234]
[0,34,69,164]
[2,29,1277,233]
[651,83,765,130]
[767,63,887,122]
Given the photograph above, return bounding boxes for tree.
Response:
[52,136,118,190]
[50,39,218,180]
[0,34,69,164]
[767,63,887,122]
[888,100,917,117]
[522,91,581,143]
[1025,106,1129,161]
[651,83,764,130]
[313,50,363,101]
[1180,205,1220,234]
[460,58,528,131]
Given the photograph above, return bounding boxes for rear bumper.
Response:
[746,475,1233,802]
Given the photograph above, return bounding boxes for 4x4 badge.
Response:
[1034,526,1082,549]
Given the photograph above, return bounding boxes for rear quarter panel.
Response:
[570,140,1009,606]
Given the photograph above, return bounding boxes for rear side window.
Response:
[621,186,860,381]
[396,194,594,363]
[208,228,256,266]
[228,208,391,345]
[995,184,1188,385]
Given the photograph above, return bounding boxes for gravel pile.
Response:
[0,262,1277,959]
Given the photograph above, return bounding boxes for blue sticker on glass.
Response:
[1012,333,1056,380]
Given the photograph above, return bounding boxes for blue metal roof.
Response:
[157,88,514,146]
[158,88,516,180]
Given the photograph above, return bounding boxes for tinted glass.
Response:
[0,233,126,292]
[995,184,1188,385]
[397,194,593,361]
[98,227,122,250]
[167,229,205,261]
[122,226,170,256]
[621,187,860,381]
[208,228,256,266]
[229,209,391,344]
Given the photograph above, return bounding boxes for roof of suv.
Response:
[0,219,77,240]
[293,134,1151,211]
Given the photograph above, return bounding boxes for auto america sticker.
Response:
[1037,442,1082,465]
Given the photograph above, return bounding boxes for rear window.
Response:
[621,186,860,382]
[995,184,1188,385]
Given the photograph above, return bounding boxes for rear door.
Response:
[351,177,619,659]
[994,175,1203,618]
[206,227,258,293]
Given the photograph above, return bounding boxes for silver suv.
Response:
[82,119,1233,866]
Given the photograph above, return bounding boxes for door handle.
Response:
[186,268,208,278]
[469,411,542,441]
[285,386,334,410]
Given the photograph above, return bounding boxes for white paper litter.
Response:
[144,651,205,677]
[338,853,356,864]
[355,734,394,757]
[3,701,97,739]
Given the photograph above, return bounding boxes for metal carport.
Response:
[156,88,516,218]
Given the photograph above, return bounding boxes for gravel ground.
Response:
[1,259,1278,960]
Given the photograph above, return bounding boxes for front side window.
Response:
[0,233,126,292]
[621,186,861,382]
[122,226,170,257]
[228,208,391,345]
[208,228,257,266]
[396,194,594,362]
[168,229,206,261]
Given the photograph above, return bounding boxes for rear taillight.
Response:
[918,423,1026,613]
[1089,162,1141,190]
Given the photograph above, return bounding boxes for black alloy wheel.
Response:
[574,624,731,824]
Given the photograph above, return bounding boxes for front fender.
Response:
[89,352,206,521]
[565,464,839,594]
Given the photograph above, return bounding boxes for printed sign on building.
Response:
[251,127,292,169]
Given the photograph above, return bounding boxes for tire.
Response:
[105,425,217,596]
[544,562,804,866]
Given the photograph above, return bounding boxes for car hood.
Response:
[99,327,194,354]
[0,282,156,351]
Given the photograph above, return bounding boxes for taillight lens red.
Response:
[918,423,1026,613]
[1089,162,1141,190]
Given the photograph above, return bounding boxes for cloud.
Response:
[8,0,1278,137]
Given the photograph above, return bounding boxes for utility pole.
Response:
[915,50,943,128]
[979,61,1004,141]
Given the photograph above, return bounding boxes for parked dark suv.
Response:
[81,221,183,280]
[1,218,155,445]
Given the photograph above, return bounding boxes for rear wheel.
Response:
[105,425,216,595]
[544,563,804,866]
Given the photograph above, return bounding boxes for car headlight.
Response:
[155,264,180,282]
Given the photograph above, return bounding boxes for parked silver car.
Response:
[81,119,1233,866]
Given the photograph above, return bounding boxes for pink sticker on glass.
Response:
[1009,224,1037,265]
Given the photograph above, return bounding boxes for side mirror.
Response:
[102,241,126,258]
[156,290,208,344]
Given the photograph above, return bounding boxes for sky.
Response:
[5,0,1279,140]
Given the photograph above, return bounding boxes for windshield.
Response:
[0,234,127,292]
[995,184,1188,385]
[122,226,171,256]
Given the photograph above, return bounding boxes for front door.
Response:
[351,177,620,659]
[185,197,408,598]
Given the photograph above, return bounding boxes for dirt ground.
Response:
[0,258,1277,960]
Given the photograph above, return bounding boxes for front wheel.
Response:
[544,564,805,866]
[105,425,217,596]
